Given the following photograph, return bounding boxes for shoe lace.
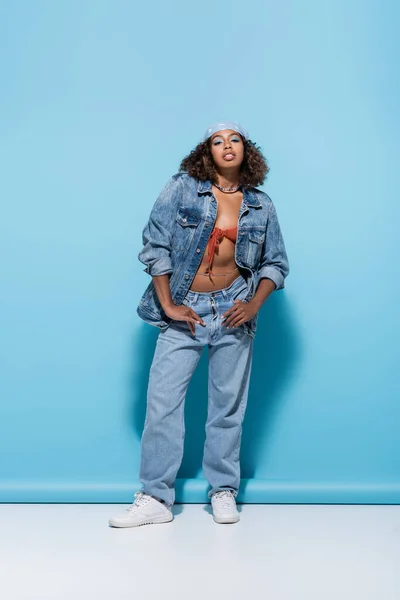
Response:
[213,490,236,507]
[127,492,151,512]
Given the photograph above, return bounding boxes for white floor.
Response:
[1,503,399,600]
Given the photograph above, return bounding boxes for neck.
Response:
[215,168,240,189]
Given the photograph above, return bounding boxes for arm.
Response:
[250,200,290,310]
[223,200,290,327]
[138,175,205,332]
[152,273,174,311]
[257,200,290,291]
[138,175,182,277]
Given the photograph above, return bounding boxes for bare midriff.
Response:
[190,186,245,292]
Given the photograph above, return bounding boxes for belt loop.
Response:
[193,292,199,304]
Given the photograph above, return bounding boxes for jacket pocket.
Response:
[173,206,201,251]
[245,229,265,267]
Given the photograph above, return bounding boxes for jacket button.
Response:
[196,248,200,253]
[183,217,187,222]
[185,274,189,279]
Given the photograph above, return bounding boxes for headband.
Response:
[202,121,249,142]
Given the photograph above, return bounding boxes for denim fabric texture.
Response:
[138,274,254,507]
[137,173,290,338]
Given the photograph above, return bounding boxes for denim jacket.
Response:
[137,173,289,338]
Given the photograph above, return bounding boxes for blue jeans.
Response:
[138,274,254,507]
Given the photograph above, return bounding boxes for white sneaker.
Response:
[108,492,174,528]
[211,490,240,524]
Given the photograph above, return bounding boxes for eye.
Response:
[212,138,223,145]
[231,136,240,143]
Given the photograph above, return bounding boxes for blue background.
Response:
[1,0,399,503]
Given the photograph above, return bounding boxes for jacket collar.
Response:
[197,179,262,208]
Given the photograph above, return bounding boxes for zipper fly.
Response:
[210,295,218,320]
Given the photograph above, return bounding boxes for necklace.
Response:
[214,182,241,193]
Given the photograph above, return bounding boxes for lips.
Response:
[223,152,236,160]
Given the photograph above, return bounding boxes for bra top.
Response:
[206,226,238,276]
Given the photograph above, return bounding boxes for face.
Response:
[209,129,244,170]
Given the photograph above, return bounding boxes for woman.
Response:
[109,121,290,528]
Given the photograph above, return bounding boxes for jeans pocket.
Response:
[231,284,248,303]
[227,285,254,336]
[182,296,194,308]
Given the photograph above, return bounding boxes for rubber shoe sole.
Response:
[108,511,174,528]
[213,513,240,524]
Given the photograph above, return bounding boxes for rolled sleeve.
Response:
[258,200,290,291]
[138,175,182,277]
[142,256,174,277]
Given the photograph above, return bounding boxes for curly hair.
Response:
[178,135,269,188]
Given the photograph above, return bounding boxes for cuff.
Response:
[143,256,173,277]
[257,266,285,290]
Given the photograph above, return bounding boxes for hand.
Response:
[164,304,206,336]
[222,299,259,329]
